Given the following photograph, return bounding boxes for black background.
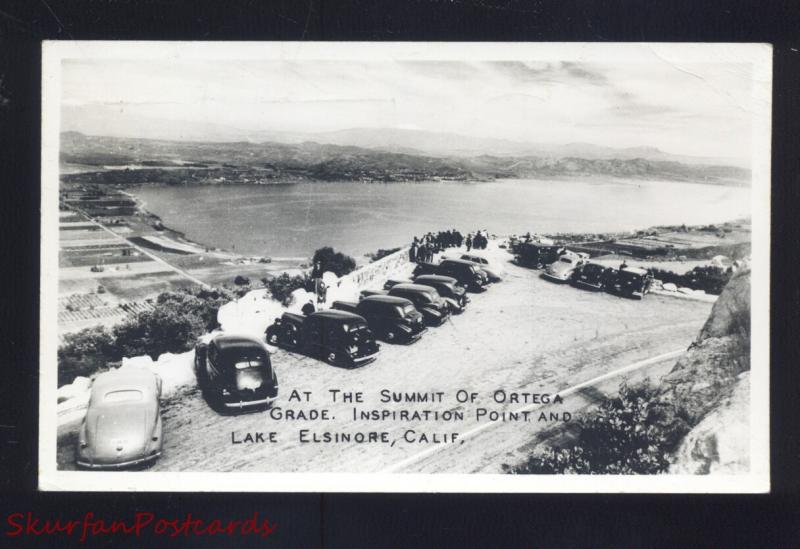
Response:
[1,1,799,546]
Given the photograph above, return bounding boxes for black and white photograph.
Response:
[39,42,771,492]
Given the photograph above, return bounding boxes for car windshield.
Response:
[560,257,574,264]
[103,389,143,403]
[422,290,438,302]
[348,323,369,333]
[400,304,417,316]
[234,358,266,370]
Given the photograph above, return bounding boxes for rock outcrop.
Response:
[649,268,751,472]
[670,372,750,474]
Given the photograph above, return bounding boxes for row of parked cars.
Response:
[530,245,653,299]
[74,253,499,469]
[264,255,497,369]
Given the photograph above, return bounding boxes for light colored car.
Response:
[458,253,503,282]
[76,368,163,469]
[542,254,587,282]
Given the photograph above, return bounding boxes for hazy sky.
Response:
[61,57,755,160]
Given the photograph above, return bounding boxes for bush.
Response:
[266,273,310,303]
[154,287,236,331]
[312,246,356,277]
[57,326,119,386]
[505,380,672,475]
[366,247,402,262]
[57,286,237,384]
[234,275,250,286]
[652,265,733,295]
[113,305,207,360]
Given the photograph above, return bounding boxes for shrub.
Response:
[267,273,310,303]
[154,287,236,331]
[312,246,356,277]
[234,275,250,286]
[113,305,207,360]
[57,326,119,386]
[366,247,402,262]
[57,286,237,384]
[651,265,733,295]
[505,380,672,475]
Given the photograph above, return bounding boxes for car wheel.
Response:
[327,352,337,365]
[267,331,279,345]
[386,331,395,341]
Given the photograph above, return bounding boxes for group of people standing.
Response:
[408,229,490,263]
[466,230,489,251]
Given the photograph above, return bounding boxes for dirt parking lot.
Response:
[58,253,712,473]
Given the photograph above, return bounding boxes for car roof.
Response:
[392,283,437,293]
[415,274,457,284]
[362,295,413,306]
[282,312,306,323]
[440,258,475,266]
[621,267,649,276]
[92,368,158,394]
[212,333,267,351]
[311,309,367,322]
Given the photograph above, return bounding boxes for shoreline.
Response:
[63,176,751,272]
[124,182,751,265]
[61,162,751,188]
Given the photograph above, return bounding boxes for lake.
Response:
[133,179,751,259]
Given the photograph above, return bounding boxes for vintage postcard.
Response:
[40,42,771,492]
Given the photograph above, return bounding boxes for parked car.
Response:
[411,261,439,277]
[383,278,412,290]
[437,259,488,292]
[571,263,612,291]
[412,274,469,314]
[384,283,451,326]
[360,288,389,299]
[542,254,588,283]
[195,334,279,412]
[607,266,653,299]
[458,254,503,282]
[265,310,380,367]
[514,243,566,269]
[76,369,163,470]
[332,295,427,343]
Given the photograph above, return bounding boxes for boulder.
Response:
[670,373,750,474]
[650,267,751,460]
[697,268,750,341]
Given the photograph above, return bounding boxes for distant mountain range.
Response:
[62,105,749,168]
[59,131,751,187]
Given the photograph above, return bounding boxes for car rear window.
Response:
[103,390,143,403]
[234,358,266,370]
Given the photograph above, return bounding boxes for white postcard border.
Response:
[39,41,772,493]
